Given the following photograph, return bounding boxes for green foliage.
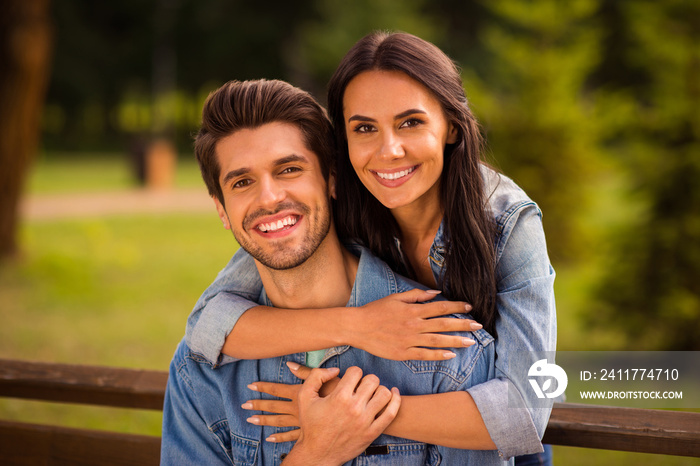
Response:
[591,0,700,350]
[292,0,444,95]
[470,0,604,263]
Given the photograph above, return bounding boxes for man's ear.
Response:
[329,173,337,199]
[212,196,231,230]
[446,122,459,144]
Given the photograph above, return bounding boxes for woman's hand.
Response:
[280,366,401,465]
[243,362,340,442]
[343,289,482,360]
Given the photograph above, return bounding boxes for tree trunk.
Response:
[0,0,52,260]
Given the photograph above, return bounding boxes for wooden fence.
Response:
[1,358,698,464]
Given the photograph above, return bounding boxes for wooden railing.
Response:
[1,359,699,464]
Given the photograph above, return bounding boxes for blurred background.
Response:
[1,0,698,464]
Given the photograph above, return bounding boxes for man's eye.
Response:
[233,179,252,188]
[280,166,301,174]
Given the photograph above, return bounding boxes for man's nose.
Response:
[258,176,286,208]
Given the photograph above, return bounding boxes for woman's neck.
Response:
[391,192,444,288]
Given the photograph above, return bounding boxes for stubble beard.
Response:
[231,201,332,271]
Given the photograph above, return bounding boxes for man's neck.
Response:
[255,229,359,310]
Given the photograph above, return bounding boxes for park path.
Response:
[20,188,213,221]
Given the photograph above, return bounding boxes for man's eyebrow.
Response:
[274,154,311,166]
[347,108,427,123]
[222,167,250,186]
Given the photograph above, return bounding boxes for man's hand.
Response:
[344,289,482,360]
[281,366,400,466]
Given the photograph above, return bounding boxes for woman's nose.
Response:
[379,132,405,160]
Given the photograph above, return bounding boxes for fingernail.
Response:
[426,290,442,295]
[470,322,482,330]
[464,304,472,311]
[392,387,400,395]
[463,338,475,346]
[286,361,300,371]
[247,383,258,391]
[443,352,456,359]
[241,402,253,410]
[247,416,260,425]
[266,435,277,442]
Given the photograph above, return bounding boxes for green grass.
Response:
[28,151,205,194]
[0,213,238,436]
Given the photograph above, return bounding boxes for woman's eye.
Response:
[353,124,374,133]
[400,118,423,128]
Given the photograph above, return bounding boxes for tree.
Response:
[592,0,700,350]
[469,0,603,263]
[0,0,52,260]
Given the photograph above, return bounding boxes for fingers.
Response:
[416,299,473,317]
[286,361,313,380]
[399,288,443,303]
[371,387,401,432]
[242,399,296,416]
[422,316,483,333]
[299,367,341,400]
[414,333,475,350]
[334,366,364,393]
[246,413,298,428]
[364,384,393,414]
[248,381,298,400]
[266,428,300,443]
[353,373,381,403]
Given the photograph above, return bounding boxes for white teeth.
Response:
[376,167,414,180]
[258,216,297,232]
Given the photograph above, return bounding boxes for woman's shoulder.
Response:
[480,163,540,221]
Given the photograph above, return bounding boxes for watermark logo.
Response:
[528,359,568,399]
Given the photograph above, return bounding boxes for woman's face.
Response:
[343,70,457,211]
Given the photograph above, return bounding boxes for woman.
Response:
[186,31,556,464]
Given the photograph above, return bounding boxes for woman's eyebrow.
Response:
[348,114,376,123]
[348,109,427,123]
[395,108,427,119]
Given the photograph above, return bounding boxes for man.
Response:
[161,79,496,465]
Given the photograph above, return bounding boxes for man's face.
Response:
[213,122,333,270]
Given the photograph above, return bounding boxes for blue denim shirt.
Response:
[163,245,500,465]
[185,165,557,459]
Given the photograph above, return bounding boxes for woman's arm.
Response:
[466,201,557,457]
[244,364,497,450]
[187,248,480,365]
[383,391,495,449]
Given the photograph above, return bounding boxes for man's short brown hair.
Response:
[195,79,334,204]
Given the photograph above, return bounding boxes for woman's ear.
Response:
[446,122,459,144]
[213,196,231,230]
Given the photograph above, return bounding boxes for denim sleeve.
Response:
[466,203,557,459]
[185,248,263,366]
[161,341,232,465]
